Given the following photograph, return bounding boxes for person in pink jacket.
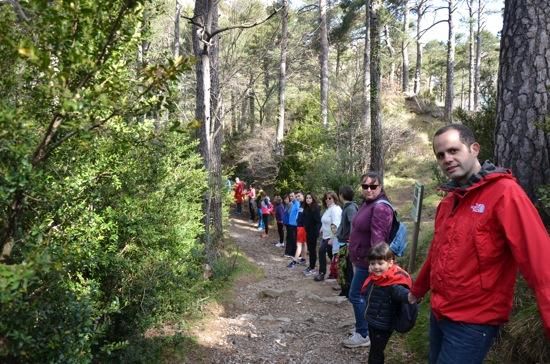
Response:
[409,124,550,364]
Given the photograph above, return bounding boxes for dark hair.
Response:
[433,124,477,148]
[274,195,282,205]
[368,243,395,261]
[361,172,385,197]
[304,192,319,210]
[339,185,354,201]
[322,191,340,208]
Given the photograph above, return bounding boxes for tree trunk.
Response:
[173,0,182,57]
[276,0,288,146]
[370,0,383,176]
[230,91,236,135]
[467,0,475,111]
[319,0,329,128]
[444,0,455,123]
[192,0,223,262]
[402,0,410,93]
[494,0,550,200]
[362,0,371,173]
[413,0,424,95]
[262,55,271,125]
[473,0,483,110]
[248,74,255,130]
[384,24,396,87]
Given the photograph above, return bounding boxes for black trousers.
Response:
[262,214,269,234]
[306,231,318,269]
[285,225,297,257]
[318,238,333,275]
[277,222,285,244]
[368,327,393,364]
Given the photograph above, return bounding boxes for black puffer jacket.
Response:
[363,281,410,331]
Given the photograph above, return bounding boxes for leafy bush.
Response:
[0,2,207,362]
[454,94,496,163]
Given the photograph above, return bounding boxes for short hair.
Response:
[368,242,395,261]
[321,191,340,208]
[434,124,477,147]
[339,185,354,201]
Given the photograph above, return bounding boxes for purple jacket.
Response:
[348,193,393,269]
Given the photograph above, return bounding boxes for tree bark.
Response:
[362,0,371,173]
[319,0,329,128]
[276,0,288,147]
[384,24,396,86]
[248,74,255,130]
[173,0,182,57]
[494,0,550,200]
[402,0,410,93]
[467,0,475,111]
[370,0,383,176]
[473,0,483,110]
[413,0,427,95]
[192,0,223,261]
[444,0,455,123]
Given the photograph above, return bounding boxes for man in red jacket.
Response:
[409,124,550,363]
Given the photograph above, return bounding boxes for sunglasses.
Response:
[361,184,379,191]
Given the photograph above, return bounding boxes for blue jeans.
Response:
[349,264,370,337]
[429,312,499,364]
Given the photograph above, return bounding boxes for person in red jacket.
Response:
[233,177,244,215]
[409,124,550,364]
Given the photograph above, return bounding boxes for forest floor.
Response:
[183,213,422,364]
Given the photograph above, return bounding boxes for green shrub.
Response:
[0,2,205,362]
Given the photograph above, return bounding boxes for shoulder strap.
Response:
[375,199,395,212]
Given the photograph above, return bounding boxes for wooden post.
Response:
[409,182,424,273]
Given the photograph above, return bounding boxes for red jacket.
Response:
[411,170,550,337]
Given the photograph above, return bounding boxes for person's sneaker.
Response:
[342,332,371,348]
[287,260,297,268]
[303,267,316,276]
[313,273,325,281]
[275,242,284,248]
[298,258,306,265]
[283,254,293,258]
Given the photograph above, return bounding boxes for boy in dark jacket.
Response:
[361,243,412,364]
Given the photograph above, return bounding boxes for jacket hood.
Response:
[439,160,513,193]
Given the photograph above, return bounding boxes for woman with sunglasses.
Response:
[342,171,394,349]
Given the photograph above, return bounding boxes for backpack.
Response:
[375,200,408,257]
[393,297,418,333]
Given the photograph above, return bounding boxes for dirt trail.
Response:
[187,215,418,364]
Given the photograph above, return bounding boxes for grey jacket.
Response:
[336,201,358,243]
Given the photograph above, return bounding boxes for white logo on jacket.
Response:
[470,203,485,213]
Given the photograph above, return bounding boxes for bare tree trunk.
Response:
[230,91,236,135]
[370,0,384,176]
[467,0,475,110]
[241,92,248,132]
[192,0,223,261]
[444,0,455,123]
[248,74,255,130]
[173,0,182,57]
[262,55,271,124]
[413,0,427,95]
[402,0,410,93]
[362,0,371,173]
[474,0,483,110]
[319,0,329,128]
[495,0,550,200]
[384,24,396,86]
[276,0,288,146]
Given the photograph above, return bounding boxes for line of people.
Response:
[232,124,550,364]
